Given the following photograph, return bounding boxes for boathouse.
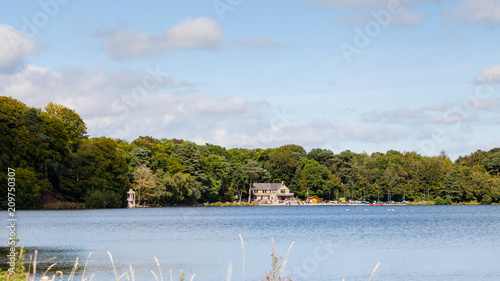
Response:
[252,181,294,201]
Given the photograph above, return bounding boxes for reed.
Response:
[1,237,380,281]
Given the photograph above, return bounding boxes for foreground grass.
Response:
[1,237,380,281]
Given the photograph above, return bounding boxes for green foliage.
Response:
[44,102,88,151]
[0,240,27,281]
[296,159,337,199]
[132,164,159,204]
[434,195,452,205]
[42,201,85,209]
[242,159,270,203]
[267,148,300,185]
[2,97,500,208]
[84,189,122,209]
[481,149,500,177]
[60,138,130,204]
[14,167,51,209]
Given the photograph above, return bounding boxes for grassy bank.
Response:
[202,202,258,207]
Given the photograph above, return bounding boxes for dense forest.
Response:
[1,96,500,209]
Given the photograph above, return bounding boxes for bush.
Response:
[42,202,85,210]
[434,195,452,205]
[0,239,27,281]
[84,189,122,209]
[480,194,492,205]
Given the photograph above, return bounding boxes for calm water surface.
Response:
[1,206,499,280]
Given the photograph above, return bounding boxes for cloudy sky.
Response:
[1,0,500,159]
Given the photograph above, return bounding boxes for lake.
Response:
[1,205,500,280]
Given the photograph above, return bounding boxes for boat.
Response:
[369,203,384,206]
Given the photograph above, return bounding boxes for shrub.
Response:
[84,189,122,209]
[434,195,452,205]
[42,202,85,210]
[0,239,27,281]
[480,194,492,205]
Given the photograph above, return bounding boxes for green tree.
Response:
[442,167,473,202]
[133,164,157,205]
[296,159,337,199]
[202,154,230,201]
[308,148,335,168]
[60,138,130,204]
[44,102,87,151]
[15,168,51,209]
[481,149,500,177]
[242,160,269,203]
[266,148,300,185]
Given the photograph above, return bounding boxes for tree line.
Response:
[1,96,500,209]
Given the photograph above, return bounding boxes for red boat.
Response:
[369,203,384,206]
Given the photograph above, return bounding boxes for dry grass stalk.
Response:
[80,252,93,281]
[41,263,57,279]
[128,265,135,281]
[369,262,381,279]
[154,257,163,281]
[239,234,245,281]
[33,250,38,281]
[151,271,159,281]
[68,257,80,281]
[107,251,119,281]
[280,241,295,279]
[53,271,63,281]
[117,272,127,280]
[226,262,233,281]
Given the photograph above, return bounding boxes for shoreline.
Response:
[11,201,496,211]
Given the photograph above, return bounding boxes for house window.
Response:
[280,189,286,193]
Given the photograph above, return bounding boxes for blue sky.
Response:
[1,0,500,159]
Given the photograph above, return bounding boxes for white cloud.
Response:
[339,124,408,143]
[475,65,500,83]
[422,101,456,111]
[449,0,500,23]
[0,64,337,149]
[0,24,38,73]
[431,112,476,124]
[100,17,224,59]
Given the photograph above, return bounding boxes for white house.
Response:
[252,181,294,201]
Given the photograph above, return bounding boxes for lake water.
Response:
[1,205,500,280]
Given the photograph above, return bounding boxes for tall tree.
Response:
[242,160,269,203]
[266,148,299,185]
[481,149,500,177]
[44,102,87,151]
[133,164,157,205]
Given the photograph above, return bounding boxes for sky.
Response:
[1,0,500,159]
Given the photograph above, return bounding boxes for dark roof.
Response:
[252,183,287,191]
